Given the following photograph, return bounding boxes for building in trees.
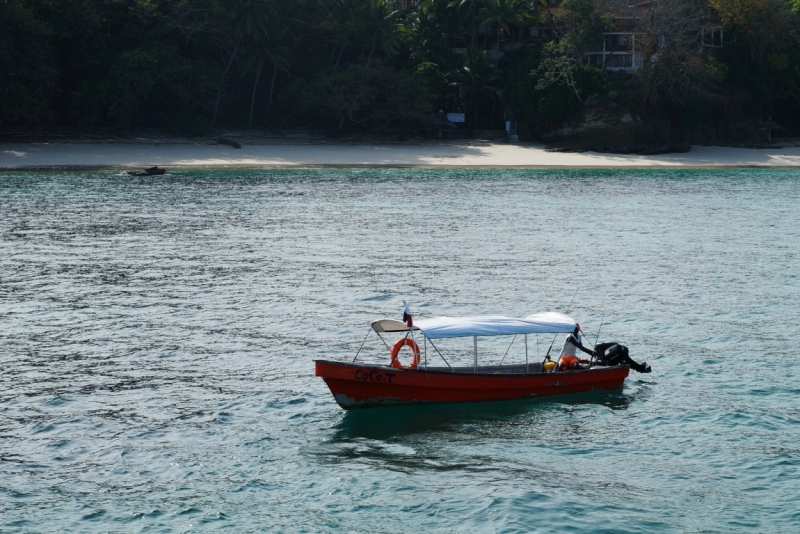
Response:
[583,1,723,72]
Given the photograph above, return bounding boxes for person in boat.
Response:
[560,324,595,359]
[550,324,595,371]
[558,324,652,374]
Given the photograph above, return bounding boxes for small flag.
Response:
[402,301,413,328]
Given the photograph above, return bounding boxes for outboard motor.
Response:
[594,342,629,366]
[594,342,651,373]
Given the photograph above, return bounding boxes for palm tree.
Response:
[242,12,294,127]
[236,0,275,43]
[449,47,501,133]
[448,0,487,45]
[363,0,402,65]
[244,48,292,128]
[211,0,277,126]
[401,0,448,64]
[478,0,532,65]
[263,43,293,120]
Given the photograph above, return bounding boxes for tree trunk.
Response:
[329,39,340,66]
[333,43,346,75]
[473,93,479,135]
[366,39,377,65]
[445,13,451,57]
[211,36,242,126]
[249,65,262,128]
[267,61,278,112]
[495,29,501,69]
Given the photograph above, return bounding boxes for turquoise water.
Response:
[1,168,799,532]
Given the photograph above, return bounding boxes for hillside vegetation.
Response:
[2,0,799,141]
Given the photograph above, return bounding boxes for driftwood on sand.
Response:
[127,166,166,176]
[216,137,242,149]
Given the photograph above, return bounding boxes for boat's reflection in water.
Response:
[330,388,632,443]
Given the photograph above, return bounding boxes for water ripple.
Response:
[1,168,799,532]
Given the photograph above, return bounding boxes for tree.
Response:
[72,50,159,128]
[363,0,402,65]
[210,0,277,126]
[478,0,532,64]
[241,3,294,127]
[293,61,437,130]
[3,0,800,136]
[633,0,722,112]
[0,0,55,126]
[709,0,795,63]
[263,42,294,121]
[534,0,606,101]
[449,46,501,131]
[401,0,449,65]
[448,0,486,45]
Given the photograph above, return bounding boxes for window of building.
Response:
[605,54,633,68]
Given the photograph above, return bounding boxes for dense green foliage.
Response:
[2,0,799,138]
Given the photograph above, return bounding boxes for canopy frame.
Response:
[361,313,575,370]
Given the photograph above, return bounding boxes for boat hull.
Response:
[314,360,630,409]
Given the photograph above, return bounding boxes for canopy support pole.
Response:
[426,337,452,370]
[352,328,373,363]
[424,336,427,367]
[525,334,528,373]
[474,336,478,373]
[375,332,391,351]
[499,334,517,366]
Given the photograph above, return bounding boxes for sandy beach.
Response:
[3,140,800,168]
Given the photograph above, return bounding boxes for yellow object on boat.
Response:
[543,361,556,372]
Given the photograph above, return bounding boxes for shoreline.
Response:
[6,164,800,172]
[3,140,800,169]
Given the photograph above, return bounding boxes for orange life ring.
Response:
[390,338,421,370]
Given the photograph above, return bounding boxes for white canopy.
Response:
[412,312,576,340]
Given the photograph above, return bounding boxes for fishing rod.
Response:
[590,309,606,366]
[545,286,579,360]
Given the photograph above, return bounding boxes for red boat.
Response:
[315,312,630,409]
